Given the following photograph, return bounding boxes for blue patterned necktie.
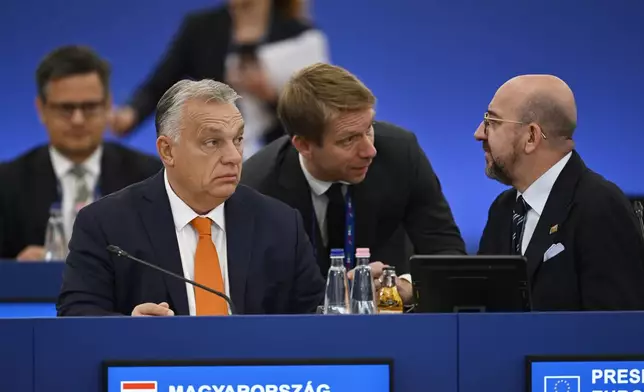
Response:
[512,195,531,255]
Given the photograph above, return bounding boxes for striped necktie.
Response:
[512,195,531,255]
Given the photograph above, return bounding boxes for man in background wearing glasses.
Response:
[0,45,161,261]
[475,74,644,311]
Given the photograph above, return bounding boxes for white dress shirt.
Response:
[163,170,230,316]
[517,151,572,255]
[298,155,412,283]
[48,145,102,242]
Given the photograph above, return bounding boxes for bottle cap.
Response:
[355,247,370,258]
[330,249,344,257]
[384,266,395,272]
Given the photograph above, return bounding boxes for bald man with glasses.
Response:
[475,74,644,311]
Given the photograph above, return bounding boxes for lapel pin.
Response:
[549,224,559,235]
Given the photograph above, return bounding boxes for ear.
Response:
[291,135,314,159]
[524,123,542,154]
[35,96,45,124]
[156,135,175,167]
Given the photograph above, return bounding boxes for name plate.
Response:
[527,355,644,392]
[104,359,393,392]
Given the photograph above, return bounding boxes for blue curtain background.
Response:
[2,0,642,251]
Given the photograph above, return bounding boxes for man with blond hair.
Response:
[241,63,465,304]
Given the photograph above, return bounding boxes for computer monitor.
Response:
[410,255,531,313]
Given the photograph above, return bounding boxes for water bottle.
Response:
[323,248,350,314]
[44,204,68,262]
[349,247,377,314]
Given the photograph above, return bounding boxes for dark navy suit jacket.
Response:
[57,170,325,316]
[478,150,644,310]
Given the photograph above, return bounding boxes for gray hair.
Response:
[519,92,577,140]
[154,79,241,140]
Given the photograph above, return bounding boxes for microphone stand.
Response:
[106,245,236,315]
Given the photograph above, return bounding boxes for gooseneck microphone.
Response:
[106,245,236,315]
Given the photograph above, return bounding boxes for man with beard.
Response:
[475,74,644,311]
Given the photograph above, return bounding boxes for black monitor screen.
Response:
[410,255,531,313]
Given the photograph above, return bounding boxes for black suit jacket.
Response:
[127,4,315,143]
[240,121,466,276]
[478,150,644,310]
[56,171,325,316]
[0,142,162,259]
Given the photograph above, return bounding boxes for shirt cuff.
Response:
[399,274,412,284]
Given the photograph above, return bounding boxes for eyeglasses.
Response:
[483,112,547,140]
[46,100,106,119]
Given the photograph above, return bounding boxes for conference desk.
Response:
[0,261,62,317]
[2,312,644,392]
[3,262,644,392]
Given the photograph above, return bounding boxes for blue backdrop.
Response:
[2,0,643,251]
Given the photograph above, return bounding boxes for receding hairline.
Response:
[155,79,241,138]
[497,74,577,139]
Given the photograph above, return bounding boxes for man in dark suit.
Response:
[476,74,644,311]
[0,45,161,260]
[240,63,466,303]
[57,78,325,316]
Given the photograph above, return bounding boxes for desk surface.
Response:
[2,311,644,392]
[0,261,64,301]
[4,263,644,391]
[458,311,644,391]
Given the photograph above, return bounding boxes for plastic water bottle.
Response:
[44,204,68,262]
[349,247,377,314]
[323,248,350,314]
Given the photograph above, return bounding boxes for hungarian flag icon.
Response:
[121,381,157,392]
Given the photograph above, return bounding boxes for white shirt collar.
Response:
[163,170,226,232]
[518,151,572,215]
[49,144,103,178]
[299,153,335,196]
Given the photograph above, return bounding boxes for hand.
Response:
[109,106,138,136]
[131,302,174,316]
[347,261,388,291]
[226,62,277,102]
[396,278,414,304]
[16,246,46,261]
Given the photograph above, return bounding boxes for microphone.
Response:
[635,201,644,241]
[106,245,236,315]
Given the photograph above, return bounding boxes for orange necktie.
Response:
[190,217,228,315]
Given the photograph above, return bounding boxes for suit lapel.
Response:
[30,147,59,228]
[351,167,378,254]
[496,192,516,255]
[98,144,123,196]
[223,188,254,314]
[277,147,326,269]
[524,151,585,279]
[138,171,189,315]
